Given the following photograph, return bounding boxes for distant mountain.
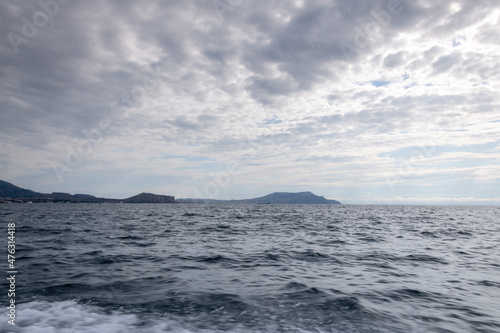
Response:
[122,192,174,203]
[1,179,339,204]
[231,192,341,204]
[0,179,42,199]
[0,179,174,203]
[49,192,100,201]
[0,180,114,202]
[179,192,341,204]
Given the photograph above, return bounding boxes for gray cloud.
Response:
[0,0,499,201]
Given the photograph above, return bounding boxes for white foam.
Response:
[0,300,195,333]
[1,300,334,333]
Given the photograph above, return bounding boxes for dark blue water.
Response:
[1,203,500,332]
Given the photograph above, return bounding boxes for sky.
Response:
[1,0,499,204]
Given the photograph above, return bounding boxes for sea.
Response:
[1,203,500,333]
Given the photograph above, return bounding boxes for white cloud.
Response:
[1,0,499,202]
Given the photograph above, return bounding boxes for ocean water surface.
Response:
[1,203,500,332]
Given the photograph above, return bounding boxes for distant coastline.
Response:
[0,179,341,204]
[0,180,174,204]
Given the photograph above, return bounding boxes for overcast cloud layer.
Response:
[1,0,499,204]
